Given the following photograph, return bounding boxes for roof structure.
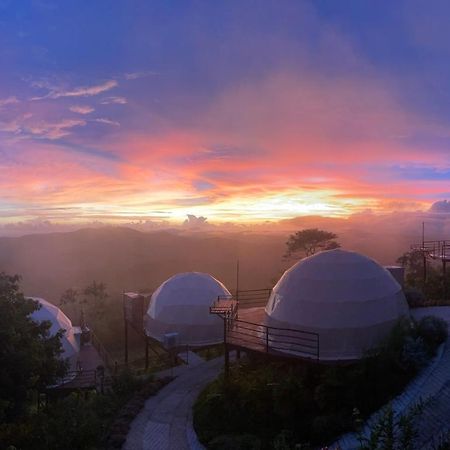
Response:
[265,249,409,361]
[145,272,231,347]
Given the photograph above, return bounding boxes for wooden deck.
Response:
[45,342,107,392]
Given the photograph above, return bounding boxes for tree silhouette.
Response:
[285,228,340,259]
[0,273,67,421]
[60,287,79,306]
[83,281,108,319]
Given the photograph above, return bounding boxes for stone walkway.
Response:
[335,307,450,449]
[123,356,224,450]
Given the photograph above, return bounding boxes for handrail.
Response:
[48,369,97,390]
[226,318,319,360]
[411,240,450,259]
[91,331,116,372]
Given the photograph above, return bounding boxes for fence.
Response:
[226,318,319,360]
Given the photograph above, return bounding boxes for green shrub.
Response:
[416,316,448,352]
[401,336,429,370]
[194,316,446,449]
[404,288,426,308]
[209,434,262,450]
[111,368,143,397]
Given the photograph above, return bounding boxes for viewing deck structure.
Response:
[210,289,320,373]
[411,239,450,299]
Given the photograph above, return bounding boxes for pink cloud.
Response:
[69,105,94,114]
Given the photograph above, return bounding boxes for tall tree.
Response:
[60,287,79,306]
[83,281,108,319]
[0,273,67,421]
[396,250,426,288]
[285,228,340,259]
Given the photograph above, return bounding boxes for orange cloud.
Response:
[1,70,449,224]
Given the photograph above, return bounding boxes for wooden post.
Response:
[443,260,447,301]
[145,337,149,370]
[423,254,427,286]
[224,343,230,379]
[422,222,427,286]
[223,316,230,379]
[236,260,240,302]
[123,293,129,365]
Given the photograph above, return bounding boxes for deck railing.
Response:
[49,369,97,390]
[226,318,319,360]
[91,331,116,373]
[233,288,272,308]
[412,240,450,260]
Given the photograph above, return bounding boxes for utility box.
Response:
[163,332,179,349]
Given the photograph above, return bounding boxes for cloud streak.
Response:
[69,105,94,114]
[31,80,118,100]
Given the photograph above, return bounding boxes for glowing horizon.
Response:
[0,1,449,226]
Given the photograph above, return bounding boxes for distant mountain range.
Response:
[0,227,285,302]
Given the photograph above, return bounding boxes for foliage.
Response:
[83,281,108,319]
[416,316,448,351]
[356,403,421,450]
[59,281,108,324]
[400,336,429,371]
[396,250,425,289]
[60,287,79,306]
[0,392,117,450]
[397,250,450,302]
[403,288,426,308]
[194,317,446,449]
[0,273,67,422]
[0,369,155,450]
[284,228,340,259]
[111,367,144,397]
[434,432,450,450]
[208,434,263,450]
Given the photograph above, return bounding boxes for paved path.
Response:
[123,357,224,450]
[335,307,450,449]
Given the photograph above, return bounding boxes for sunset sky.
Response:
[1,1,450,225]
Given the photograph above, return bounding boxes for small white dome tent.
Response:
[145,272,231,346]
[29,297,80,371]
[265,249,409,361]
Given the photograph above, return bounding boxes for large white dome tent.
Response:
[145,272,231,347]
[28,297,80,371]
[265,249,409,361]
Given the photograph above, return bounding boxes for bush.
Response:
[209,434,262,450]
[111,368,144,397]
[194,316,446,449]
[416,316,448,352]
[401,336,429,370]
[404,288,426,308]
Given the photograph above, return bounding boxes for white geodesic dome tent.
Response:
[29,297,80,371]
[145,272,231,347]
[265,249,409,361]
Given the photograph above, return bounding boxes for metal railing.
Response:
[91,331,116,373]
[233,288,272,308]
[49,369,97,390]
[412,240,450,260]
[226,318,319,360]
